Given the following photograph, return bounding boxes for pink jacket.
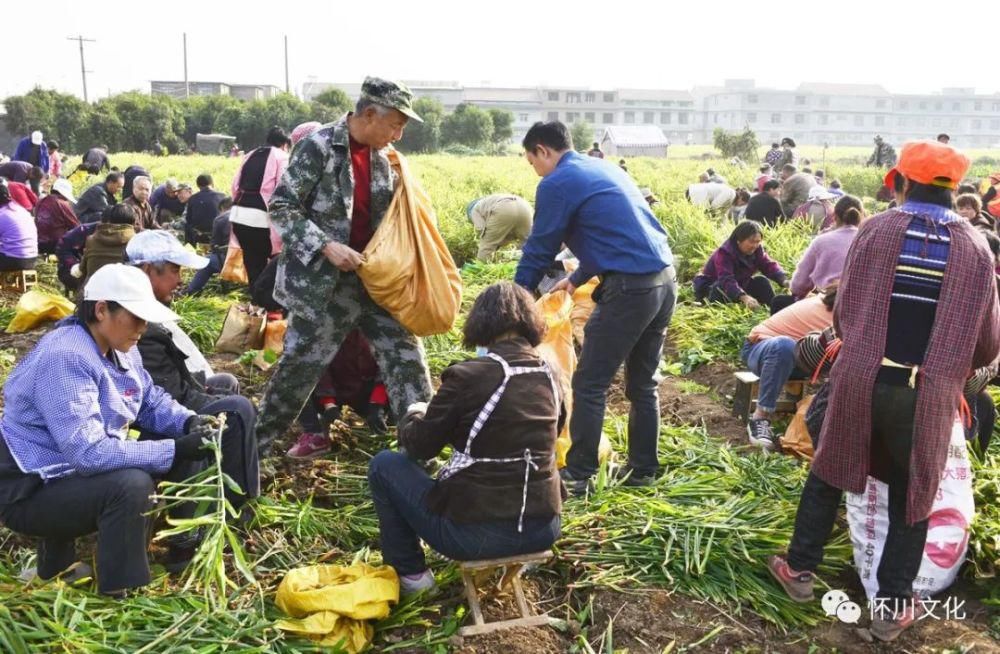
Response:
[231,146,289,205]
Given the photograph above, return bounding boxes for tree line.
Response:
[2,87,515,155]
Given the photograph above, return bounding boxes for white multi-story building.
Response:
[304,79,1000,147]
[694,79,1000,147]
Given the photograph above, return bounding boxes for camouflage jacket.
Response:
[268,114,398,315]
[866,142,897,168]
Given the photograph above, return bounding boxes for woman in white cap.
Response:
[12,131,49,193]
[0,264,220,596]
[792,186,837,232]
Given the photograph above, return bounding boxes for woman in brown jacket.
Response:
[368,282,564,595]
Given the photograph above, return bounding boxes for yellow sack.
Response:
[358,150,462,337]
[275,563,399,652]
[561,258,598,347]
[780,395,815,461]
[534,292,611,468]
[6,290,75,333]
[220,231,249,285]
[570,278,598,347]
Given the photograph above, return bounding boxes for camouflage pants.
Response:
[256,272,432,450]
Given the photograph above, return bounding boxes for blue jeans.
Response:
[185,251,224,295]
[367,450,561,576]
[740,336,796,414]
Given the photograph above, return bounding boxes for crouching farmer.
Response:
[0,265,221,596]
[127,230,260,565]
[368,282,564,595]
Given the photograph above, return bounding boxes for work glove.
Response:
[174,431,212,462]
[174,415,220,462]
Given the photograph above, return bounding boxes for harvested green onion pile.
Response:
[559,423,851,626]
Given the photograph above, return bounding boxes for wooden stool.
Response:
[732,371,807,421]
[0,270,37,293]
[458,550,560,637]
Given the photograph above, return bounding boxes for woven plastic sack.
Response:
[535,291,611,467]
[6,290,75,333]
[214,304,266,354]
[846,419,974,599]
[275,563,399,652]
[358,150,462,336]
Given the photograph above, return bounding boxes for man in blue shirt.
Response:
[514,121,676,492]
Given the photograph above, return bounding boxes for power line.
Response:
[67,35,96,102]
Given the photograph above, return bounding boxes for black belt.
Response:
[599,266,672,284]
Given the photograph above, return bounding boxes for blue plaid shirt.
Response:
[1,318,192,481]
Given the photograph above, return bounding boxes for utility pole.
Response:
[67,35,95,102]
[183,33,190,99]
[284,35,290,94]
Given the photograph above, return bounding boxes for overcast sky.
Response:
[4,1,996,100]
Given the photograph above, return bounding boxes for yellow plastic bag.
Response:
[535,292,612,468]
[358,150,462,336]
[780,395,815,460]
[220,231,248,285]
[6,290,75,333]
[275,563,399,652]
[570,278,599,347]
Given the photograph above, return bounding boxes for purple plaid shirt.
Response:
[1,318,191,481]
[815,207,1000,523]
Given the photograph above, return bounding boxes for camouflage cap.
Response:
[360,76,423,123]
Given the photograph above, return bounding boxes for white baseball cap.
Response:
[808,185,836,201]
[51,178,76,203]
[126,230,209,269]
[30,131,43,145]
[83,264,180,323]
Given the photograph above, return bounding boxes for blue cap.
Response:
[466,198,481,220]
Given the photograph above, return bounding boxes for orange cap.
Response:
[883,140,970,190]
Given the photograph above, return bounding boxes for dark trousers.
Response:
[770,294,796,315]
[705,275,775,306]
[973,390,995,454]
[232,224,272,289]
[141,388,260,544]
[566,267,677,479]
[185,251,224,295]
[0,468,156,593]
[787,382,929,600]
[367,451,560,576]
[0,254,37,271]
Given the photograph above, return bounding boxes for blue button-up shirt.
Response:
[514,151,673,290]
[1,318,192,481]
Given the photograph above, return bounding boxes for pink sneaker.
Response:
[286,432,331,459]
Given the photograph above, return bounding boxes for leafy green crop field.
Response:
[1,152,997,652]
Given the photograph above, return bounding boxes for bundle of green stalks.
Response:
[150,415,256,611]
[558,423,851,627]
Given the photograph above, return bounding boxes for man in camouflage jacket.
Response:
[866,135,897,168]
[256,77,432,454]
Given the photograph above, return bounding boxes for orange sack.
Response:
[357,150,462,337]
